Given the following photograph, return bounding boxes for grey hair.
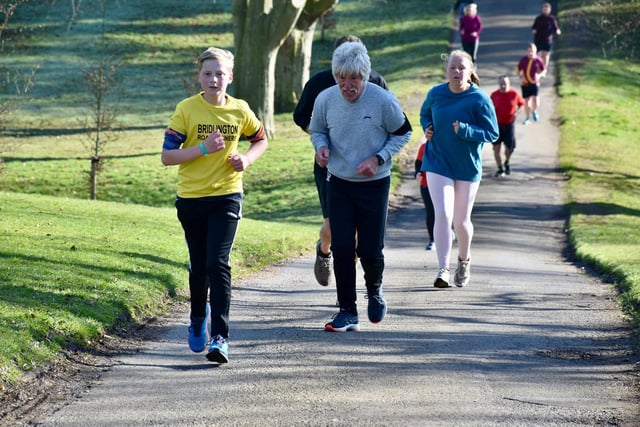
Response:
[331,42,371,82]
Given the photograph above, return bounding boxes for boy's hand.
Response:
[227,153,248,171]
[203,130,225,153]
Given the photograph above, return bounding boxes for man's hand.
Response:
[316,146,330,167]
[355,156,379,177]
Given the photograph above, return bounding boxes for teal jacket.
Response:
[420,82,498,182]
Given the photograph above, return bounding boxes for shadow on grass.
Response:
[0,249,183,311]
[565,166,640,181]
[568,201,640,217]
[1,152,157,162]
[0,124,163,138]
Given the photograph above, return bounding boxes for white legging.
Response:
[427,172,480,269]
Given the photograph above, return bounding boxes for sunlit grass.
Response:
[0,190,317,385]
[556,5,640,320]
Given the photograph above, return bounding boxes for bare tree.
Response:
[0,0,31,45]
[0,65,38,131]
[80,0,121,200]
[232,0,306,138]
[275,0,338,113]
[0,0,37,167]
[66,0,82,31]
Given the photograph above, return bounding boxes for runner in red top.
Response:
[490,75,525,177]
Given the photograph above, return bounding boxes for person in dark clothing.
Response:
[459,3,482,63]
[292,35,388,289]
[531,2,561,74]
[415,141,435,250]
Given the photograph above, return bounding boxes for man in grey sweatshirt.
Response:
[310,41,412,332]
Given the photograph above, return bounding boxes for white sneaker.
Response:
[454,258,470,287]
[434,267,450,288]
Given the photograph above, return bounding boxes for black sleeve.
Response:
[369,69,388,91]
[392,113,412,136]
[293,82,316,132]
[293,69,336,132]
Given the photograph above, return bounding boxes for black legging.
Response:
[420,185,435,241]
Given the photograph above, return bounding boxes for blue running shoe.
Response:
[366,286,387,324]
[206,335,229,363]
[188,303,210,353]
[532,111,539,122]
[325,309,360,332]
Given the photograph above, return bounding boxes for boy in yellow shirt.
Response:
[161,47,268,363]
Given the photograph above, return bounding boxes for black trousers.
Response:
[328,175,389,312]
[176,193,242,338]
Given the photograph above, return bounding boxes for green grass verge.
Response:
[556,0,640,320]
[0,191,315,386]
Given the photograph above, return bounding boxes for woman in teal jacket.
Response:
[419,49,498,289]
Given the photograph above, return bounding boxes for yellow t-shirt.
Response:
[168,93,262,198]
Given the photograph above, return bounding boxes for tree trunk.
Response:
[232,0,306,138]
[89,156,99,200]
[275,0,339,113]
[274,25,313,113]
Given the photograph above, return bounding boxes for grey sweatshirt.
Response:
[310,83,411,182]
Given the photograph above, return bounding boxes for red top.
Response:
[416,142,428,188]
[459,15,483,42]
[516,55,545,85]
[490,89,525,125]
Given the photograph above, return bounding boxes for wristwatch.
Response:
[375,154,385,166]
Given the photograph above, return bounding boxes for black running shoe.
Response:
[366,286,387,324]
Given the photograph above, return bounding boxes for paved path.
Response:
[36,1,639,426]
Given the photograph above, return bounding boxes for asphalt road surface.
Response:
[34,1,639,426]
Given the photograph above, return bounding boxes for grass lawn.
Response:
[556,0,640,321]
